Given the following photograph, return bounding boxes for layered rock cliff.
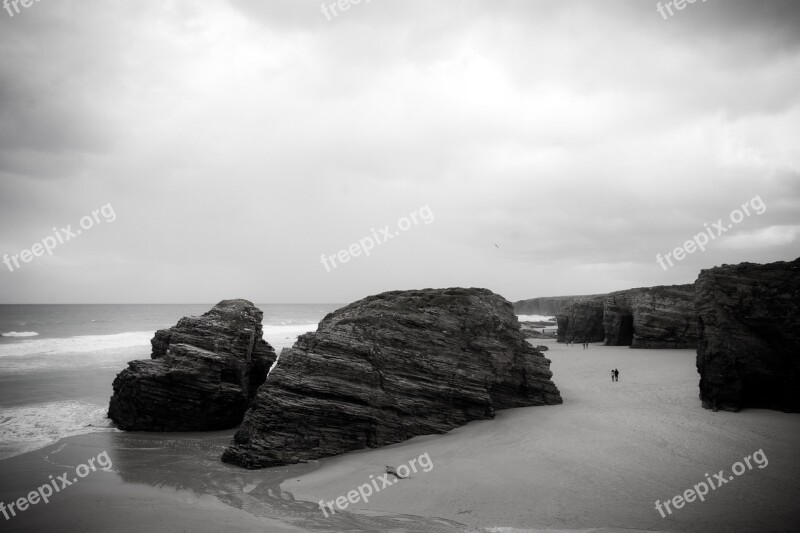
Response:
[604,285,697,349]
[513,295,598,316]
[696,258,800,413]
[108,299,276,431]
[556,296,605,343]
[222,288,562,469]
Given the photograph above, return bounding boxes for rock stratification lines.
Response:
[222,288,562,469]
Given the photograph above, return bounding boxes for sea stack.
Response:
[556,296,605,344]
[108,299,276,431]
[554,285,697,348]
[696,258,800,412]
[222,288,562,469]
[603,285,696,348]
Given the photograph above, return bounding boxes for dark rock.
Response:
[108,299,276,431]
[513,295,600,316]
[556,296,605,344]
[603,285,696,348]
[554,285,697,348]
[696,258,800,413]
[222,288,562,469]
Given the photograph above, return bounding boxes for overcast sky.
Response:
[1,0,799,304]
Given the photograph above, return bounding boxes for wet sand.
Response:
[0,429,471,532]
[2,340,799,532]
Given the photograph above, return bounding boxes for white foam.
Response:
[262,323,319,336]
[262,323,318,351]
[0,331,152,358]
[1,331,39,337]
[0,401,117,460]
[516,314,557,323]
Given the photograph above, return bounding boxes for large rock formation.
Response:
[696,258,800,413]
[603,285,697,349]
[556,296,605,344]
[513,295,599,316]
[222,288,562,469]
[108,299,276,431]
[553,285,697,348]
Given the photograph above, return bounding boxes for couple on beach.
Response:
[567,340,590,348]
[610,368,620,382]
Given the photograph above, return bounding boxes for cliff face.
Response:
[604,285,697,349]
[552,285,697,348]
[513,295,598,316]
[556,297,605,343]
[108,300,276,431]
[696,258,800,413]
[222,288,562,469]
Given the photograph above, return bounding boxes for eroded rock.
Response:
[696,258,800,412]
[556,296,605,344]
[222,288,562,468]
[603,285,696,349]
[108,299,276,431]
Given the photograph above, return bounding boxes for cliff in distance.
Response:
[603,285,697,348]
[222,288,562,469]
[555,285,696,348]
[513,295,600,316]
[556,296,605,344]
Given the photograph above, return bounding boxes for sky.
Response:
[0,0,799,304]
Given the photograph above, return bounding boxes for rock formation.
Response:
[222,288,562,469]
[108,299,276,431]
[513,295,599,316]
[552,285,696,348]
[696,258,800,413]
[603,285,697,349]
[556,296,605,344]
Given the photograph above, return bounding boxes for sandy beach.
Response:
[283,340,800,532]
[2,340,799,532]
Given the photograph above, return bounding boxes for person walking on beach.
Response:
[614,368,619,382]
[611,369,615,382]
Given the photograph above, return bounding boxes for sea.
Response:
[0,303,342,461]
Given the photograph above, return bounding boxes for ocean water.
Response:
[0,304,341,460]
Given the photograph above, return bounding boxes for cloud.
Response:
[719,225,800,250]
[0,0,798,303]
